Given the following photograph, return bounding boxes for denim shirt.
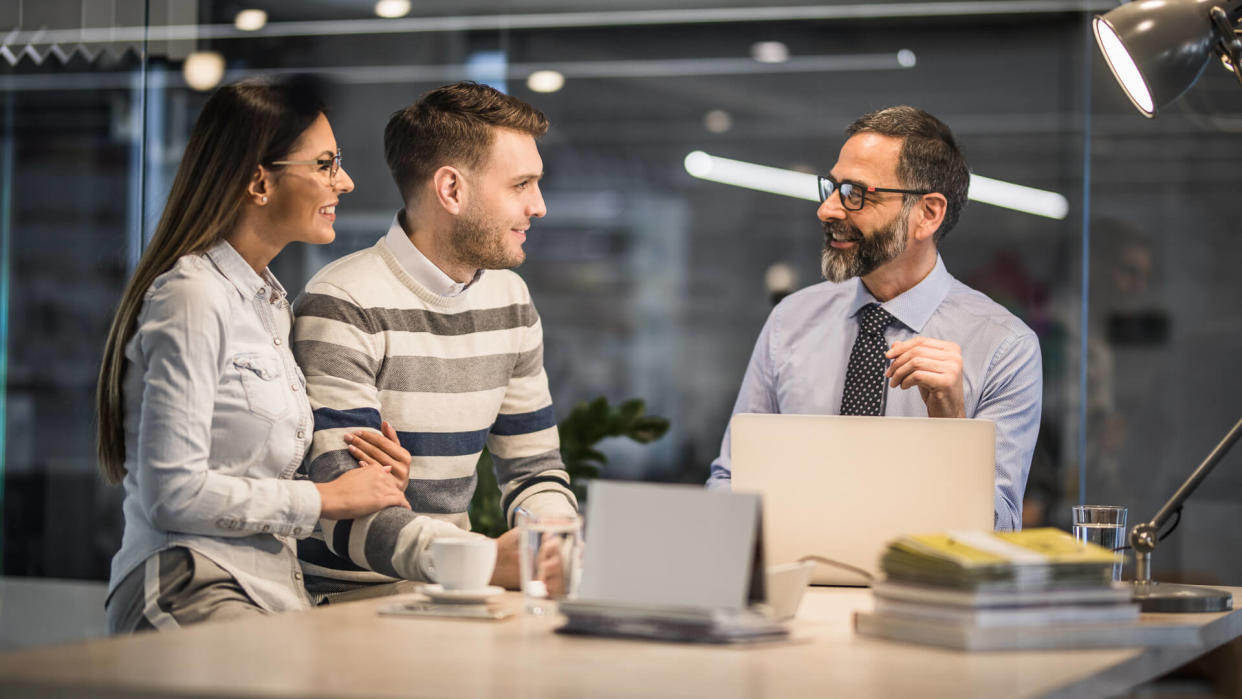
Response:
[108,240,322,613]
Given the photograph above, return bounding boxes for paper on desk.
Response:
[378,602,513,621]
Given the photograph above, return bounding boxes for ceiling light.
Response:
[765,263,798,295]
[375,0,412,19]
[1093,0,1242,118]
[703,109,733,133]
[234,9,268,32]
[183,51,225,91]
[966,174,1069,220]
[527,70,565,93]
[683,151,818,200]
[751,41,789,63]
[683,151,1069,219]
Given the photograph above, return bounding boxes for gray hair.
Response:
[846,106,970,242]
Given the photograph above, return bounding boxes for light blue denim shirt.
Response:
[108,240,322,613]
[707,256,1043,531]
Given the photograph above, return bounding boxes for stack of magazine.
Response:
[853,528,1193,651]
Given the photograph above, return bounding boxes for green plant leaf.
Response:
[472,395,670,528]
[618,398,645,423]
[627,415,671,443]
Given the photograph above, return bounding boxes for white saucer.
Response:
[417,584,505,604]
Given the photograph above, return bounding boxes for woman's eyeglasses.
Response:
[817,174,930,211]
[271,147,342,183]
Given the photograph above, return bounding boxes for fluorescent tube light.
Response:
[683,151,819,201]
[683,151,1070,220]
[966,173,1069,220]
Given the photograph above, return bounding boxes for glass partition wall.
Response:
[1082,35,1242,588]
[2,0,1238,589]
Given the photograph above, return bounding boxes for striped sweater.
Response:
[291,233,577,585]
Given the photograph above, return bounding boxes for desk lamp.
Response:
[1093,1,1242,612]
[1093,0,1242,117]
[1127,418,1241,612]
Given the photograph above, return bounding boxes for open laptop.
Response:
[730,413,995,586]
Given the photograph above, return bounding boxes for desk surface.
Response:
[1,586,1240,698]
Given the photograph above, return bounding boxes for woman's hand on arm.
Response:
[314,462,411,520]
[343,420,410,487]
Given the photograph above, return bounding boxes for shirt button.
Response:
[296,430,306,440]
[274,337,282,346]
[293,527,303,536]
[291,383,300,392]
[257,287,267,297]
[261,524,271,532]
[294,571,304,581]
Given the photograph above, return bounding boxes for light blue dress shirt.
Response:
[109,240,322,613]
[707,256,1042,531]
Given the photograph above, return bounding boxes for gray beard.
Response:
[820,212,908,283]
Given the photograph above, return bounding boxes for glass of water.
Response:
[516,512,584,615]
[1072,505,1128,582]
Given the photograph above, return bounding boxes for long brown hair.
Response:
[95,76,325,484]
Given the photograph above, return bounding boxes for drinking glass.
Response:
[1072,505,1128,582]
[516,512,584,615]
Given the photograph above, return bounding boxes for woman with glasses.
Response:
[96,76,412,633]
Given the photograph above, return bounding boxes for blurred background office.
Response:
[2,0,1240,592]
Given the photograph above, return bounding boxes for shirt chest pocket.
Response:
[232,353,289,422]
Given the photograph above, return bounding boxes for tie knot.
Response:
[859,303,895,335]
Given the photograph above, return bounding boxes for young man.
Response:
[292,82,577,593]
[706,106,1042,531]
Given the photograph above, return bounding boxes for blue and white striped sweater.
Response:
[291,236,577,586]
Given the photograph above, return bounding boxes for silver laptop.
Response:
[730,413,995,586]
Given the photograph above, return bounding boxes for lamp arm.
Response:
[1210,6,1242,91]
[1130,416,1242,554]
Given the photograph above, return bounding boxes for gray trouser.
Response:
[106,547,268,634]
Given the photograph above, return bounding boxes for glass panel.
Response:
[1085,34,1242,587]
[4,1,1105,581]
[2,0,155,578]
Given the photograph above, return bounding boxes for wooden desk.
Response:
[1,586,1239,698]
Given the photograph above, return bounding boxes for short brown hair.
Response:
[384,81,549,201]
[846,106,970,242]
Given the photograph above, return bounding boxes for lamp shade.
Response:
[1093,0,1221,117]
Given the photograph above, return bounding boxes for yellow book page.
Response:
[996,528,1116,563]
[896,534,1010,566]
[897,528,1115,567]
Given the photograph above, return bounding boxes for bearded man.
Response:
[291,82,577,595]
[706,106,1042,531]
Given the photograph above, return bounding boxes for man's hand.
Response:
[885,336,965,418]
[344,421,411,487]
[535,535,566,597]
[490,528,521,590]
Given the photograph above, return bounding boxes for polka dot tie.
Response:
[840,303,896,416]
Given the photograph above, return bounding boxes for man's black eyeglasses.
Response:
[817,174,931,211]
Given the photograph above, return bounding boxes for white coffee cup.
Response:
[430,537,497,591]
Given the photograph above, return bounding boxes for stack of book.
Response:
[854,528,1193,651]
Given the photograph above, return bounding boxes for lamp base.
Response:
[1131,581,1234,613]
